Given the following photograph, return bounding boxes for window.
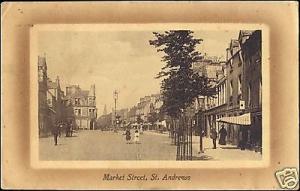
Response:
[259,80,262,106]
[238,51,243,66]
[224,82,227,104]
[38,70,44,81]
[230,80,233,97]
[238,75,242,96]
[74,98,80,105]
[230,59,233,73]
[248,83,252,107]
[75,109,81,116]
[89,97,94,106]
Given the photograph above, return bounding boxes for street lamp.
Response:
[113,90,118,132]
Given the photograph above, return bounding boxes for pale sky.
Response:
[38,30,239,115]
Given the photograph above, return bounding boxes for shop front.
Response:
[216,112,262,153]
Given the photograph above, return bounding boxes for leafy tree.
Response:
[148,111,158,125]
[149,30,215,118]
[136,115,143,124]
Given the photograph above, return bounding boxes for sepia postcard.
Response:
[30,23,270,169]
[2,2,299,190]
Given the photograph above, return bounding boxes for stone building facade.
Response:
[38,56,66,137]
[194,30,262,151]
[38,56,49,137]
[240,30,262,149]
[64,85,97,130]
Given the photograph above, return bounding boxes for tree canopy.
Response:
[149,30,215,118]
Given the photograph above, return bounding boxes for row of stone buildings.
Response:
[194,30,262,151]
[96,93,164,130]
[38,56,97,137]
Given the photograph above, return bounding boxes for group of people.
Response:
[210,125,252,150]
[124,128,141,144]
[210,125,228,149]
[52,121,74,146]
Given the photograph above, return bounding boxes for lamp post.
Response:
[113,90,118,132]
[197,97,204,154]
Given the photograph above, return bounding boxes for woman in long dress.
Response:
[125,128,131,144]
[134,129,140,144]
[219,126,227,145]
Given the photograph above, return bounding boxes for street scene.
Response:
[38,27,262,161]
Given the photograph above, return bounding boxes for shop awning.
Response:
[216,113,251,125]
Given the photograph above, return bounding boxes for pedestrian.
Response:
[59,122,63,137]
[218,125,227,145]
[210,128,217,149]
[239,126,248,150]
[52,122,60,146]
[125,128,131,144]
[139,125,143,135]
[70,121,73,137]
[134,129,140,144]
[66,121,70,137]
[201,130,205,137]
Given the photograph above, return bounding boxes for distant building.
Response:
[136,94,162,122]
[47,76,65,123]
[38,56,66,137]
[38,56,50,137]
[128,106,138,123]
[136,96,152,122]
[192,56,226,136]
[64,84,97,130]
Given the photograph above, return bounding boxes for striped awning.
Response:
[216,113,251,125]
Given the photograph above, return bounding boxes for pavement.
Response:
[191,135,262,161]
[39,130,176,161]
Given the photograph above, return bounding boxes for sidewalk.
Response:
[192,136,262,161]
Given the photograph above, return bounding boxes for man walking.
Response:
[65,121,70,137]
[53,122,60,146]
[69,121,73,137]
[210,128,218,149]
